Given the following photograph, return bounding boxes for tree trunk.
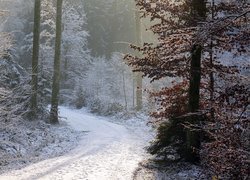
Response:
[132,77,135,108]
[122,71,128,110]
[184,0,207,162]
[210,0,215,120]
[190,0,207,20]
[63,45,69,83]
[135,7,143,111]
[186,44,202,162]
[188,45,202,112]
[135,72,143,111]
[30,0,41,117]
[50,0,63,124]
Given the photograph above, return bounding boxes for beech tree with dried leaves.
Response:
[125,0,249,178]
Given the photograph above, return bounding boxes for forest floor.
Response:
[0,106,153,180]
[0,106,206,180]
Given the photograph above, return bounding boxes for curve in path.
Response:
[0,107,149,180]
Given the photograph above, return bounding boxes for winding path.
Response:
[0,107,149,180]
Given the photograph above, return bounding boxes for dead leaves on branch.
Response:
[125,1,249,178]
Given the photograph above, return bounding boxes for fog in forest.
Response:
[0,0,164,116]
[0,0,249,179]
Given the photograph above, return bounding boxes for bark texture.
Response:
[50,0,63,124]
[30,0,41,117]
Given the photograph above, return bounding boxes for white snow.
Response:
[0,106,152,180]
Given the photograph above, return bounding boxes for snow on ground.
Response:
[0,106,153,180]
[133,160,207,180]
[0,115,82,175]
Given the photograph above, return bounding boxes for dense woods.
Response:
[125,0,249,179]
[0,0,249,179]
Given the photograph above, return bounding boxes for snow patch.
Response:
[0,117,83,174]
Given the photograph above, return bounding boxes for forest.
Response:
[0,0,249,179]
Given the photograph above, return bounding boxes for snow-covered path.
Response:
[0,107,150,180]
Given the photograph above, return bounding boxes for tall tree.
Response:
[50,0,63,124]
[125,0,207,162]
[135,5,143,111]
[185,0,207,161]
[126,0,249,178]
[186,44,202,161]
[30,0,41,116]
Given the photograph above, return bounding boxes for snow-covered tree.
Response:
[60,1,91,105]
[83,53,134,115]
[0,4,12,58]
[0,32,11,58]
[0,0,33,67]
